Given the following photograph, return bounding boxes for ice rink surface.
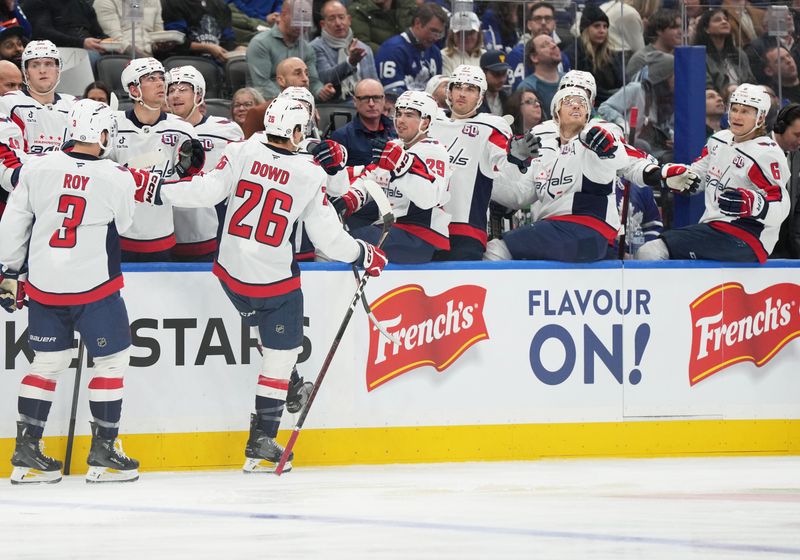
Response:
[1,456,799,559]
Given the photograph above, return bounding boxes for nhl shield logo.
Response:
[97,337,107,348]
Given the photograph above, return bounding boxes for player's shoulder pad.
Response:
[471,112,512,133]
[709,129,734,145]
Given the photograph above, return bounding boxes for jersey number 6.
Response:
[228,179,294,247]
[50,194,87,249]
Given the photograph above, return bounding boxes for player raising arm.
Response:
[140,97,388,473]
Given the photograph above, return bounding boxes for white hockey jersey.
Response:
[494,124,634,241]
[173,115,243,257]
[161,137,361,297]
[690,130,789,262]
[346,138,452,249]
[0,151,135,305]
[429,112,513,247]
[108,109,196,253]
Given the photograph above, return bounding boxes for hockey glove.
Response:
[506,131,541,171]
[331,187,367,219]
[175,139,205,178]
[580,125,617,159]
[310,139,348,176]
[371,139,413,178]
[0,270,25,313]
[661,163,701,193]
[355,239,388,277]
[718,188,767,218]
[129,168,164,206]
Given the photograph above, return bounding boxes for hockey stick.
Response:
[618,107,639,259]
[63,340,85,475]
[275,208,395,476]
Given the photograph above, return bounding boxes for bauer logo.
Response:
[688,282,800,386]
[365,284,489,391]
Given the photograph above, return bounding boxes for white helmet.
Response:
[729,83,770,125]
[551,86,591,124]
[278,86,315,135]
[167,65,206,100]
[121,57,166,110]
[447,64,487,117]
[394,91,438,145]
[67,99,118,157]
[21,40,62,94]
[263,97,309,147]
[560,70,597,105]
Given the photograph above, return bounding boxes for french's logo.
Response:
[366,284,489,391]
[689,283,800,385]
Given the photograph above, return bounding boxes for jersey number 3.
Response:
[228,180,293,247]
[50,194,87,248]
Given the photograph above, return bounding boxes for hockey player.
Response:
[484,87,635,262]
[0,100,140,484]
[110,57,200,262]
[428,64,522,260]
[141,97,388,473]
[167,66,243,261]
[0,41,76,211]
[333,90,451,263]
[637,84,789,263]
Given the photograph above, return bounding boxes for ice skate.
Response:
[10,422,62,485]
[85,422,139,483]
[243,414,293,474]
[285,373,313,414]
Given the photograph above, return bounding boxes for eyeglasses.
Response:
[233,101,256,109]
[355,94,384,103]
[531,15,554,23]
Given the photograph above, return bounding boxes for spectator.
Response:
[517,34,564,120]
[375,3,446,95]
[94,0,169,58]
[693,8,755,94]
[83,80,111,105]
[0,59,21,94]
[441,11,484,77]
[0,0,32,39]
[479,50,510,116]
[310,0,377,102]
[771,102,800,258]
[275,57,311,89]
[161,0,244,64]
[706,88,725,135]
[764,46,800,105]
[0,18,23,67]
[503,88,542,135]
[330,78,396,166]
[231,86,265,128]
[348,0,416,55]
[247,0,336,101]
[228,0,281,43]
[745,10,800,85]
[599,0,647,54]
[721,0,764,48]
[507,3,571,90]
[481,2,520,53]
[21,0,108,65]
[563,5,623,105]
[425,74,448,110]
[627,9,682,80]
[383,90,397,117]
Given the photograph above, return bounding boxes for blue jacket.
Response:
[330,114,396,166]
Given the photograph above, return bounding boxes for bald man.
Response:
[276,57,311,90]
[0,60,22,95]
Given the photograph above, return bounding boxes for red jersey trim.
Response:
[395,223,450,250]
[10,113,28,152]
[295,251,315,262]
[172,238,218,256]
[547,215,619,241]
[449,223,488,247]
[212,261,302,297]
[26,275,124,306]
[120,234,176,253]
[708,221,768,263]
[489,129,508,150]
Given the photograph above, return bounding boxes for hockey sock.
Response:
[255,395,285,438]
[18,375,57,438]
[88,377,124,439]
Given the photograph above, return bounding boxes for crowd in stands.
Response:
[1,0,799,261]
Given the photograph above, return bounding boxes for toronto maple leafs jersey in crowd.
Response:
[347,138,451,249]
[161,137,361,296]
[375,32,442,94]
[108,109,196,253]
[172,115,243,256]
[690,130,789,262]
[429,112,513,247]
[0,151,135,305]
